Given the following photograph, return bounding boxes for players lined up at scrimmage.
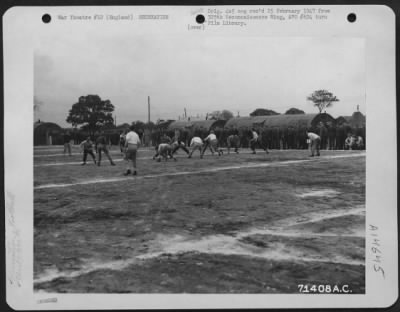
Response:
[74,126,348,175]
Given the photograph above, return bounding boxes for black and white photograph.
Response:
[4,5,397,309]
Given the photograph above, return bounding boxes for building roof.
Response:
[225,114,332,129]
[34,121,63,131]
[167,119,228,131]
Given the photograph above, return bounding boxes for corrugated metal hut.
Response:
[224,113,335,149]
[350,111,366,128]
[225,113,334,130]
[337,112,365,128]
[168,119,228,134]
[167,120,194,131]
[34,121,63,145]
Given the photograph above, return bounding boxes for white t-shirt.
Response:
[190,137,203,146]
[205,133,217,141]
[252,131,258,140]
[125,131,141,145]
[307,132,320,140]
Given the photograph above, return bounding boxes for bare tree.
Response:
[307,90,339,114]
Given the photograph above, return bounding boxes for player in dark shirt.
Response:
[95,132,116,166]
[63,131,72,156]
[171,129,189,156]
[79,136,96,165]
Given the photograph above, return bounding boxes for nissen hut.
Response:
[34,121,63,145]
[224,113,335,149]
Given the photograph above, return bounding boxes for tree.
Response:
[285,108,305,115]
[131,120,146,130]
[206,110,234,120]
[307,90,339,114]
[66,95,114,135]
[220,110,234,120]
[249,108,279,116]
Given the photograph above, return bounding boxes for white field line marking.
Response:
[297,189,340,198]
[33,148,257,158]
[34,147,156,152]
[34,153,365,190]
[33,149,263,167]
[288,207,365,226]
[34,259,138,284]
[34,150,153,157]
[35,157,147,167]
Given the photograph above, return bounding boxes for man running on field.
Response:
[250,128,269,154]
[124,125,141,175]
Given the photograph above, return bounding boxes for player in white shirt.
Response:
[201,130,221,157]
[124,125,141,175]
[250,128,259,154]
[250,128,269,154]
[188,136,204,158]
[306,130,321,157]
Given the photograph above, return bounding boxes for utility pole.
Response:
[184,108,187,119]
[148,96,150,123]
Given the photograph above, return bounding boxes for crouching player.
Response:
[188,136,204,158]
[306,129,321,157]
[123,125,141,176]
[153,133,173,160]
[171,129,189,156]
[156,143,176,162]
[201,130,222,158]
[80,136,96,165]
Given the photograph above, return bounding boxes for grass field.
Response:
[34,145,365,293]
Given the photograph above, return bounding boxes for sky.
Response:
[34,33,365,127]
